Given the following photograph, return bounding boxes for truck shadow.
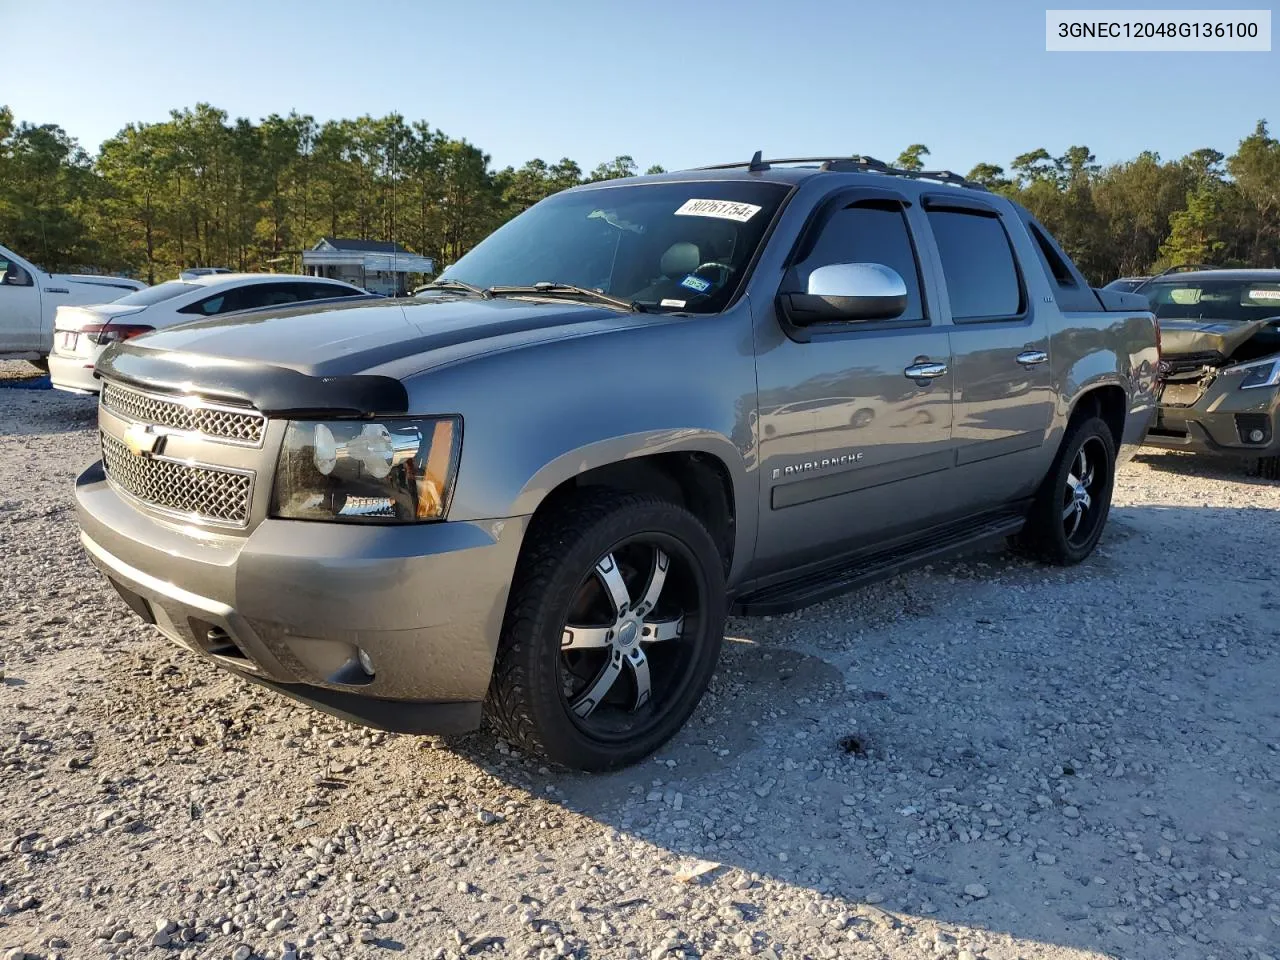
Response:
[449,503,1280,960]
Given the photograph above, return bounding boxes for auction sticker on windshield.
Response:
[674,199,762,222]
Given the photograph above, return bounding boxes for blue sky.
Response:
[2,0,1274,174]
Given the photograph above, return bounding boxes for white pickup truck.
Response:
[0,243,147,366]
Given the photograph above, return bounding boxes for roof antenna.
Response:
[748,150,770,172]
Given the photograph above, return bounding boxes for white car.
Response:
[759,396,886,438]
[48,273,369,394]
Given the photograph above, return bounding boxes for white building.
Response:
[301,238,434,296]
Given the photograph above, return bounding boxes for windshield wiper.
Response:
[485,282,643,313]
[418,278,491,298]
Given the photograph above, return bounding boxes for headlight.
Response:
[272,417,461,523]
[1228,357,1280,390]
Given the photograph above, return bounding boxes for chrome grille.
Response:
[101,382,265,446]
[101,432,252,526]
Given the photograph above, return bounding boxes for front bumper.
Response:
[76,460,530,734]
[48,352,101,395]
[1144,380,1280,458]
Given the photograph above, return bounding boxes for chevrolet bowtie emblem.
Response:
[123,423,165,458]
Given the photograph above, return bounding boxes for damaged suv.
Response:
[1144,269,1280,476]
[75,156,1158,770]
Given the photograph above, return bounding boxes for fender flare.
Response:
[510,427,755,578]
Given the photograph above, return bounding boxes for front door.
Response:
[751,191,955,579]
[919,198,1053,509]
[0,257,42,353]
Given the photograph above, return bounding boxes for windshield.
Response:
[438,180,790,312]
[112,280,198,307]
[1147,279,1280,324]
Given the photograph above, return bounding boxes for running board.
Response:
[732,509,1027,616]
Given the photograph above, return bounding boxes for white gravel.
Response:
[1,358,1278,960]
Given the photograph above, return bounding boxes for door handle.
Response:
[1016,350,1049,366]
[904,361,948,380]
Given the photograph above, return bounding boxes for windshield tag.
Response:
[1248,289,1280,301]
[660,298,687,308]
[680,275,711,293]
[674,198,762,223]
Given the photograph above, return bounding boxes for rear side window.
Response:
[180,292,230,316]
[180,288,247,316]
[801,202,926,322]
[304,282,361,300]
[928,210,1023,322]
[242,283,307,308]
[180,282,312,316]
[1028,222,1075,286]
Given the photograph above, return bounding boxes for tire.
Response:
[1257,455,1280,481]
[1011,416,1116,565]
[487,490,726,771]
[29,357,49,373]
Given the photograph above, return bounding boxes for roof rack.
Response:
[693,152,989,192]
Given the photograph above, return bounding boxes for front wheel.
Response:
[487,490,726,771]
[1011,416,1116,565]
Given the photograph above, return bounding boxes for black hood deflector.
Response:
[93,296,630,415]
[96,346,408,417]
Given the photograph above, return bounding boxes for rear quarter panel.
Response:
[1050,310,1159,461]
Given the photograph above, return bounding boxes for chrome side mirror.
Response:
[782,262,908,325]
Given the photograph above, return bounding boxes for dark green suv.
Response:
[1144,268,1280,476]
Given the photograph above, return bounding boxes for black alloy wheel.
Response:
[488,491,725,770]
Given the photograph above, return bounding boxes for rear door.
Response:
[751,187,955,577]
[919,196,1054,509]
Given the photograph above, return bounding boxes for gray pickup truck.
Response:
[75,155,1159,770]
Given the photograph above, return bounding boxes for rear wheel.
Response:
[487,490,725,770]
[1256,455,1280,481]
[29,357,49,373]
[1011,416,1116,565]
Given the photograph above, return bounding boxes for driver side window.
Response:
[801,203,926,322]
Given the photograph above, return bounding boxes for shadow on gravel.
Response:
[0,373,52,390]
[0,390,97,437]
[1132,448,1276,486]
[438,504,1280,960]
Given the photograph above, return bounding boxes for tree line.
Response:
[1,102,1277,286]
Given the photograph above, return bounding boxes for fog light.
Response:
[356,648,376,676]
[1249,428,1266,443]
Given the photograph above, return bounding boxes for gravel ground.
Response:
[1,357,1278,960]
